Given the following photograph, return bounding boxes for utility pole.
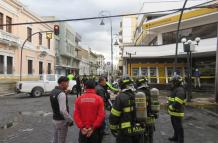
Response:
[126,52,136,77]
[215,22,218,103]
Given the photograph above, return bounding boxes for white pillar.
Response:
[156,67,159,84]
[157,33,163,45]
[4,55,7,75]
[165,67,168,83]
[147,67,151,83]
[139,66,142,76]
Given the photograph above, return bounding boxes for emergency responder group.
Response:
[50,74,186,143]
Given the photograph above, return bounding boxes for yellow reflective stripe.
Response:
[121,122,131,128]
[111,108,121,117]
[168,105,174,111]
[139,79,145,82]
[175,97,185,104]
[168,109,184,117]
[168,97,175,102]
[106,82,119,92]
[110,124,119,130]
[123,106,133,112]
[123,80,130,83]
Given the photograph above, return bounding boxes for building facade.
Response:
[0,0,55,81]
[77,46,90,76]
[96,54,105,76]
[121,1,218,86]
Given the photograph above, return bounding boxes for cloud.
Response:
[19,0,208,62]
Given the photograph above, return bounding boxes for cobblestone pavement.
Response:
[0,94,218,143]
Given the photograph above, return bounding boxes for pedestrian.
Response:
[194,68,201,88]
[74,80,105,143]
[109,76,145,143]
[82,74,88,92]
[168,75,186,143]
[95,76,110,143]
[67,72,74,80]
[50,76,74,143]
[76,74,82,98]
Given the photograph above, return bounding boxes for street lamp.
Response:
[99,10,113,76]
[181,37,201,102]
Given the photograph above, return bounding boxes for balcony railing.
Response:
[0,30,20,47]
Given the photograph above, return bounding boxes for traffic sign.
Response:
[46,32,52,39]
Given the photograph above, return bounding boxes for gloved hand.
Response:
[68,121,74,127]
[169,105,175,111]
[111,130,118,137]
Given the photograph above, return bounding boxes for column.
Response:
[157,33,163,45]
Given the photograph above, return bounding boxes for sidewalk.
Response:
[159,90,218,108]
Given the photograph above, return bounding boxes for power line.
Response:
[142,0,207,3]
[0,1,216,27]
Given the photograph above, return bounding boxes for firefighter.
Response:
[168,75,186,143]
[109,76,145,143]
[135,76,156,143]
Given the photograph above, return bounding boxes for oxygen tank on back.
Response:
[135,91,147,122]
[150,88,160,113]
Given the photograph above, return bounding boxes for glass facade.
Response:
[163,23,217,45]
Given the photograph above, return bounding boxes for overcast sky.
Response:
[19,0,209,63]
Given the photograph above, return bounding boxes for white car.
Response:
[16,74,77,97]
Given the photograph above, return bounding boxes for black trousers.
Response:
[79,130,99,143]
[117,134,142,143]
[76,85,81,97]
[171,116,184,143]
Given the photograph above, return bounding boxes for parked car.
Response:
[16,74,77,97]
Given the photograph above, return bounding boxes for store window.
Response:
[6,16,12,33]
[48,63,51,74]
[39,33,42,45]
[150,67,157,83]
[0,55,4,74]
[27,27,32,42]
[132,68,139,76]
[7,56,13,74]
[47,38,51,49]
[39,61,43,74]
[28,60,33,75]
[0,13,3,30]
[141,67,148,77]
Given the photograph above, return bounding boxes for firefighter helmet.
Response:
[135,76,148,87]
[170,75,183,86]
[118,76,134,90]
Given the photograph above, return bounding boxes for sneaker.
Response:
[168,137,178,142]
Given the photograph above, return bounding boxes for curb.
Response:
[160,103,218,109]
[0,93,15,97]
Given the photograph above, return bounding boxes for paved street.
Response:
[0,94,218,143]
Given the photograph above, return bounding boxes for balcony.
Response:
[0,30,20,47]
[38,45,49,57]
[60,48,73,58]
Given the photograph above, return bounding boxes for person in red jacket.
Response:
[74,80,105,143]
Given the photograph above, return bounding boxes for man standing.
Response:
[168,75,186,143]
[74,80,105,143]
[194,68,201,88]
[50,76,74,143]
[67,72,74,80]
[76,74,82,98]
[109,76,145,143]
[95,76,110,143]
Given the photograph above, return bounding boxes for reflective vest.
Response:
[168,86,186,117]
[109,90,145,135]
[67,74,74,80]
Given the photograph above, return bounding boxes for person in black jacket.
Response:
[50,76,74,143]
[95,76,109,143]
[109,76,145,143]
[168,75,186,143]
[75,74,82,98]
[136,76,156,143]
